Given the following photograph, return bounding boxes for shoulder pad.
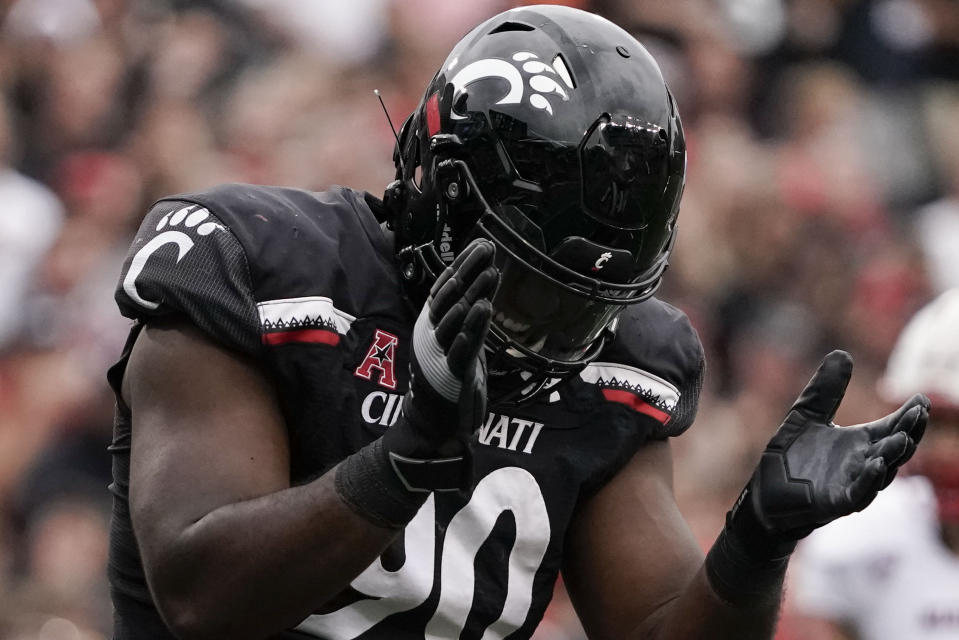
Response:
[159,183,400,319]
[115,184,399,355]
[116,199,260,355]
[581,297,705,439]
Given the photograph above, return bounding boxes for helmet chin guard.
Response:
[384,5,686,400]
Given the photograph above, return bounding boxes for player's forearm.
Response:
[644,560,785,640]
[145,468,404,640]
[631,506,792,640]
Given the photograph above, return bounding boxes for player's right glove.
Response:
[335,239,498,528]
[382,239,498,492]
[706,350,929,605]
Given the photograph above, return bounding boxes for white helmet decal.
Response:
[592,252,613,272]
[449,51,572,119]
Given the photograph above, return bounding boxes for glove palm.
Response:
[736,350,929,545]
[383,239,499,491]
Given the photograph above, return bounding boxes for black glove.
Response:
[731,350,930,553]
[382,238,499,492]
[705,350,929,606]
[335,240,498,527]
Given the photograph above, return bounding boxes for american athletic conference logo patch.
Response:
[355,329,399,390]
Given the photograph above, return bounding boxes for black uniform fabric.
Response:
[114,197,260,355]
[107,183,705,639]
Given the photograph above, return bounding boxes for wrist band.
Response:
[334,438,428,529]
[727,486,801,561]
[704,487,797,608]
[382,402,472,492]
[704,525,790,608]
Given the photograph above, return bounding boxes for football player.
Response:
[107,6,929,639]
[792,289,959,640]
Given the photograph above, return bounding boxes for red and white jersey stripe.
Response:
[257,296,355,346]
[579,361,679,425]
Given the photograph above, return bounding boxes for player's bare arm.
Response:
[566,352,928,640]
[567,437,785,640]
[122,239,496,639]
[564,439,705,640]
[124,318,400,638]
[124,240,497,639]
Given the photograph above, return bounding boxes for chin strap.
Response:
[482,316,614,406]
[365,191,390,224]
[487,370,566,406]
[389,152,471,304]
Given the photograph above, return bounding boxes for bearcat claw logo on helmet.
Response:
[591,252,613,272]
[448,51,573,117]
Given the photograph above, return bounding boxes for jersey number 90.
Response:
[297,467,551,640]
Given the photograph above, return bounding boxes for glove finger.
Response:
[860,400,925,441]
[430,271,464,324]
[450,238,493,271]
[429,265,455,300]
[446,300,492,378]
[867,431,911,468]
[892,435,917,468]
[462,266,500,306]
[428,241,495,321]
[450,239,495,289]
[907,399,930,444]
[434,299,469,350]
[845,457,886,513]
[462,299,493,366]
[433,268,497,349]
[790,350,853,422]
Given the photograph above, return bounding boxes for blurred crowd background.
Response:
[0,0,957,638]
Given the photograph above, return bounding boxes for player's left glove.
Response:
[706,350,929,605]
[734,349,928,546]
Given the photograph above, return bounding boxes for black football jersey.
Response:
[107,183,705,639]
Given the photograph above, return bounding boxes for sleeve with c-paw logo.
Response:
[115,198,261,357]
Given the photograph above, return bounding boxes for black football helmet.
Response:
[383,5,686,395]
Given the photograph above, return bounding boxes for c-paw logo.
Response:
[448,50,574,118]
[122,204,224,310]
